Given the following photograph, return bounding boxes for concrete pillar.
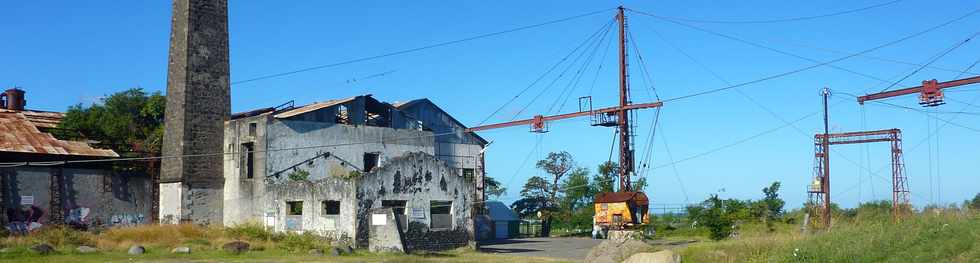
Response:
[159,0,231,225]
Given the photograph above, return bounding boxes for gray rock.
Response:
[30,243,55,254]
[623,250,681,263]
[308,248,324,256]
[584,240,652,263]
[342,245,353,254]
[222,241,250,254]
[172,246,191,254]
[329,247,341,256]
[128,245,145,255]
[76,246,97,253]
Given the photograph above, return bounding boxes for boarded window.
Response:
[241,142,255,179]
[382,200,407,228]
[287,201,303,215]
[248,122,257,136]
[430,201,452,229]
[322,200,340,216]
[363,152,380,172]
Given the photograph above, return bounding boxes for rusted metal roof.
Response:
[0,109,63,129]
[273,96,357,119]
[595,191,649,205]
[0,111,118,157]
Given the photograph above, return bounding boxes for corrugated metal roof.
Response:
[273,97,357,119]
[595,191,649,205]
[0,109,63,129]
[0,111,118,157]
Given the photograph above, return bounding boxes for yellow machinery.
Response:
[594,191,650,229]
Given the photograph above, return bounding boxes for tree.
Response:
[560,168,591,211]
[534,151,574,236]
[762,181,785,218]
[968,193,980,210]
[700,195,732,240]
[485,175,507,199]
[55,88,165,172]
[631,177,648,192]
[593,161,618,193]
[511,176,555,218]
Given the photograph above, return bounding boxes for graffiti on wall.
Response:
[109,213,145,226]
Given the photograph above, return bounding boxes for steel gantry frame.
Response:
[808,128,911,229]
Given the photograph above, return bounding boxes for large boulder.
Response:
[128,245,145,255]
[623,250,682,263]
[172,246,191,254]
[584,240,652,263]
[222,241,250,254]
[31,243,55,255]
[76,246,97,254]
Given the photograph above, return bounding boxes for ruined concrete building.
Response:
[0,88,153,229]
[223,95,487,250]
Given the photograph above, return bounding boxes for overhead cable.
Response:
[641,0,904,24]
[231,7,616,85]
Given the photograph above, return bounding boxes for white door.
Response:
[495,221,509,239]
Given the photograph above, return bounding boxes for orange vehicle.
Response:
[594,191,650,229]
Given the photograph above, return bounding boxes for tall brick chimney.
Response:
[159,0,231,225]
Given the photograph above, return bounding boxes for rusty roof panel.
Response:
[595,191,650,205]
[0,112,118,158]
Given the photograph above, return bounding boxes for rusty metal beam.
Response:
[857,76,980,104]
[465,101,663,132]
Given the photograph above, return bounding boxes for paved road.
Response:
[479,237,603,262]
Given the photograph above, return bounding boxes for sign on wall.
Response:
[410,208,426,219]
[372,214,387,225]
[20,195,33,206]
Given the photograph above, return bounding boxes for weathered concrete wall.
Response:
[367,207,405,253]
[160,0,230,225]
[266,120,436,180]
[355,152,474,251]
[223,114,271,226]
[0,167,152,226]
[265,173,357,244]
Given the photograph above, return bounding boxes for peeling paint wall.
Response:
[223,114,271,226]
[266,120,435,180]
[355,152,474,251]
[0,167,152,227]
[265,175,357,243]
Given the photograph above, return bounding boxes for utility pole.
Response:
[821,87,831,228]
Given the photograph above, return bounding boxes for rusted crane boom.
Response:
[464,101,663,132]
[857,76,980,106]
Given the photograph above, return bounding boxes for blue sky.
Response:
[3,0,979,210]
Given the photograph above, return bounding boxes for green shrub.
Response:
[225,221,275,241]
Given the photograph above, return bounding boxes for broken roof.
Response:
[273,96,358,119]
[0,111,118,158]
[394,98,488,145]
[594,191,650,205]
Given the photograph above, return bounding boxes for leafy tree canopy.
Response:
[56,88,165,156]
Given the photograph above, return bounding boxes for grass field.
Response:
[676,211,980,262]
[0,223,566,263]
